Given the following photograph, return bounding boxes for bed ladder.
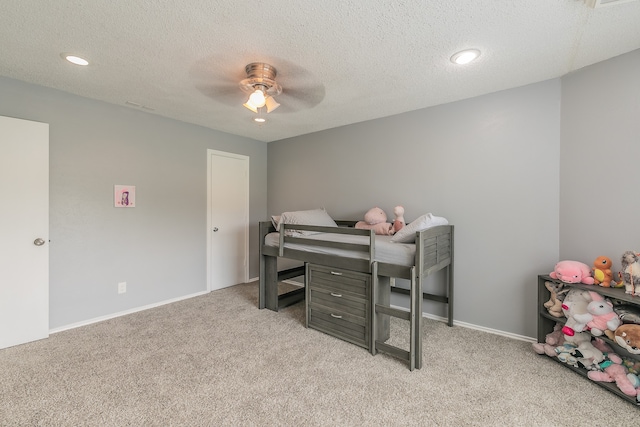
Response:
[371,262,422,371]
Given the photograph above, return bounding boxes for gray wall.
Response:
[0,77,267,329]
[3,48,636,337]
[269,79,561,338]
[560,50,640,263]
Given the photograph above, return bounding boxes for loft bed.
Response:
[258,217,454,370]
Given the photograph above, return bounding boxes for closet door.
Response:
[207,149,249,290]
[0,116,49,349]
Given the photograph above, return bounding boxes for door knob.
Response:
[213,227,219,232]
[33,238,46,246]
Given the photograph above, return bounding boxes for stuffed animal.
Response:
[555,331,602,369]
[608,324,640,354]
[355,207,394,235]
[626,373,640,402]
[554,343,579,366]
[561,289,594,336]
[550,260,595,285]
[543,281,569,318]
[613,271,626,288]
[569,335,605,370]
[622,356,640,375]
[585,293,621,337]
[532,323,565,358]
[555,331,588,362]
[613,303,640,325]
[589,363,638,396]
[620,251,640,296]
[392,205,405,234]
[587,339,638,396]
[592,256,614,288]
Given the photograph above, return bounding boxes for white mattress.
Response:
[264,232,416,267]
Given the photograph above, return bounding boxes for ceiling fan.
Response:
[192,57,325,115]
[239,62,282,114]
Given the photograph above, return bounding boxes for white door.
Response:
[207,150,249,291]
[0,116,49,349]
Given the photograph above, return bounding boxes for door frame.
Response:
[206,149,249,292]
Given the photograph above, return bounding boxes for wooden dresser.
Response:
[305,263,371,348]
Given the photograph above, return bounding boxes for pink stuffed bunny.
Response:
[585,293,621,336]
[355,207,394,235]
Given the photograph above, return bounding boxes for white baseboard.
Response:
[249,280,537,342]
[63,282,535,343]
[254,277,536,342]
[390,304,536,343]
[49,290,210,334]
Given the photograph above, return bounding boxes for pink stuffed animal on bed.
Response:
[355,207,394,235]
[550,260,595,285]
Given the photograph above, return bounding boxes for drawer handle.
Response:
[330,271,343,276]
[330,292,343,298]
[330,313,343,319]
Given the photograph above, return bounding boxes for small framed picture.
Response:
[115,185,136,208]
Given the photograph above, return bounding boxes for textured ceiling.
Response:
[1,1,639,142]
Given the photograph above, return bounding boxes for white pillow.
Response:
[277,208,337,236]
[270,215,281,230]
[390,213,448,243]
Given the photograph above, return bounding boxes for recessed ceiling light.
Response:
[62,54,89,66]
[254,117,266,123]
[450,49,481,65]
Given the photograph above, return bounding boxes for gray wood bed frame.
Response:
[258,220,454,370]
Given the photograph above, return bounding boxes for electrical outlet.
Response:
[118,282,127,294]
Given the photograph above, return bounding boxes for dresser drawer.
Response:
[308,306,367,347]
[307,264,369,298]
[306,264,371,349]
[309,286,366,318]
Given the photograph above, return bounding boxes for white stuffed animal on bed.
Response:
[392,205,405,234]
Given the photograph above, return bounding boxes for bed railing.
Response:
[279,223,375,261]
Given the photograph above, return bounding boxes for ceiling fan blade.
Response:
[196,83,243,107]
[275,85,325,113]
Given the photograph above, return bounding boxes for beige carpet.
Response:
[0,281,637,426]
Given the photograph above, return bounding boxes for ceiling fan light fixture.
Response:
[248,88,266,108]
[451,49,481,65]
[242,101,258,113]
[239,63,283,114]
[265,96,280,113]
